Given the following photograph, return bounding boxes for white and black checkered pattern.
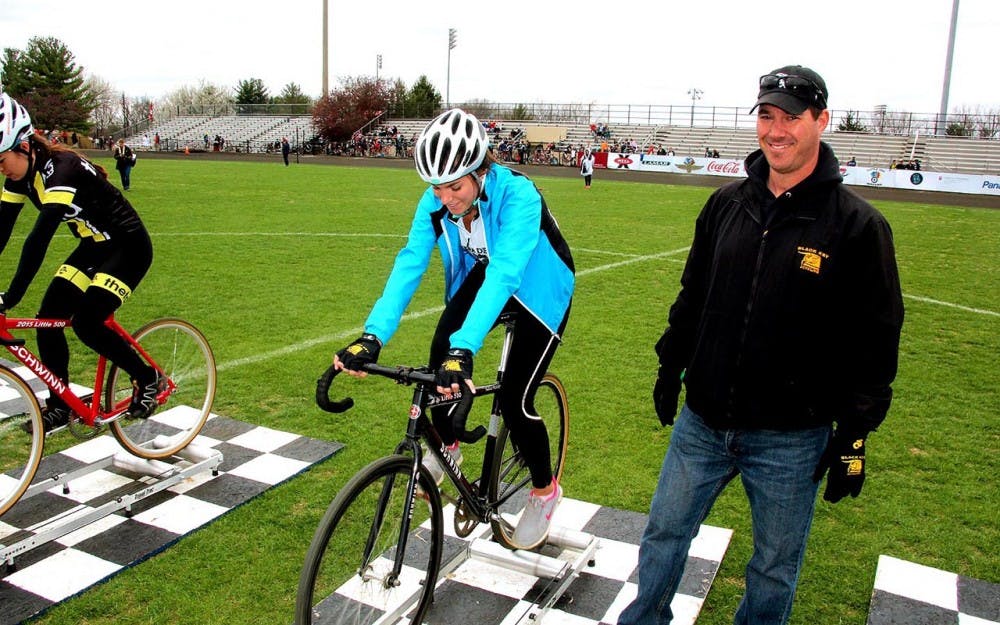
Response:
[0,414,342,625]
[867,555,999,625]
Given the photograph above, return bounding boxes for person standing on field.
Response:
[617,65,904,625]
[580,148,595,189]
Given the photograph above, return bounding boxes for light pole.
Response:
[447,28,457,108]
[937,0,959,135]
[688,88,703,128]
[376,54,382,82]
[321,0,328,97]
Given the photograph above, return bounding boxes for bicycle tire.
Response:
[295,455,444,625]
[0,365,45,517]
[488,373,569,550]
[106,318,216,459]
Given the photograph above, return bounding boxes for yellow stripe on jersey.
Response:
[1,188,27,205]
[92,273,133,303]
[39,188,75,206]
[55,264,93,292]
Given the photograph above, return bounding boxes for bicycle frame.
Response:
[0,313,171,428]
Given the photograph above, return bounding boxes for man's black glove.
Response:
[653,367,682,426]
[436,348,473,391]
[813,425,867,503]
[336,333,381,371]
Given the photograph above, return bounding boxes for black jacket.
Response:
[658,142,904,433]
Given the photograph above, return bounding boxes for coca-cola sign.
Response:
[706,160,743,175]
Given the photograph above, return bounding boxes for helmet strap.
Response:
[446,171,486,221]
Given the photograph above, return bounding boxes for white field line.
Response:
[191,239,995,372]
[903,294,999,317]
[217,246,692,372]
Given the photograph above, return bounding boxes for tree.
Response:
[1,37,94,132]
[0,48,28,96]
[234,78,269,114]
[272,82,311,115]
[313,76,392,142]
[160,80,232,115]
[404,75,442,118]
[86,75,119,137]
[837,110,868,133]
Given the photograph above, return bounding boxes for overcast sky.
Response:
[3,0,997,115]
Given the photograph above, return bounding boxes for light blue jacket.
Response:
[365,163,575,354]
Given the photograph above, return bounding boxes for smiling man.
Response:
[618,66,904,625]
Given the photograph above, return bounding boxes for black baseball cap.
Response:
[751,65,828,114]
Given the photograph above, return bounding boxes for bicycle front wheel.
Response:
[489,373,569,549]
[295,455,444,625]
[0,365,44,517]
[106,318,215,459]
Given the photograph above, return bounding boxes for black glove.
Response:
[336,333,381,371]
[813,426,867,503]
[435,348,473,391]
[653,367,682,426]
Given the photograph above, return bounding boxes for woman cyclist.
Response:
[0,93,162,432]
[334,108,575,549]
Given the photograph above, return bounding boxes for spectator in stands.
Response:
[112,139,136,190]
[580,148,595,189]
[889,159,898,169]
[281,137,291,166]
[154,133,160,151]
[618,64,903,625]
[846,155,857,166]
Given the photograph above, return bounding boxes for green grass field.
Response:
[4,156,997,624]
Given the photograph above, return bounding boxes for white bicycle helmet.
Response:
[0,93,33,153]
[414,108,488,185]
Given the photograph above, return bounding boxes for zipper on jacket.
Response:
[726,228,769,418]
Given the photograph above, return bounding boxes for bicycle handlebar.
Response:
[315,363,486,443]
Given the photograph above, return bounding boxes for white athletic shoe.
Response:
[422,442,462,486]
[511,480,562,550]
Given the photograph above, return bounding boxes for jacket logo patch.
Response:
[797,246,828,275]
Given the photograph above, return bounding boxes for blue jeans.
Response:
[618,405,829,625]
[119,165,132,190]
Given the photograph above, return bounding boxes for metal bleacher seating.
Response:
[129,115,317,153]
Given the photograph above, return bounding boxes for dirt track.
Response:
[87,149,998,209]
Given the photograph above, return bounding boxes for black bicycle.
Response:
[295,314,569,625]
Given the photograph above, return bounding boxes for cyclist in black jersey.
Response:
[0,93,163,432]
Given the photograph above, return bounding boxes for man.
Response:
[618,65,904,625]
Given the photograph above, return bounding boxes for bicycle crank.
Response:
[453,498,480,537]
[68,414,102,440]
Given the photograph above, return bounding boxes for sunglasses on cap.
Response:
[758,73,826,109]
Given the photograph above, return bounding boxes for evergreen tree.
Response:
[1,37,94,132]
[272,82,311,114]
[405,76,442,118]
[234,78,269,114]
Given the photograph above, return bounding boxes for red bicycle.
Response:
[0,313,215,516]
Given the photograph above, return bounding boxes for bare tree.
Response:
[86,74,118,139]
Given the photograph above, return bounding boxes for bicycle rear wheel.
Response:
[106,318,215,459]
[296,455,443,625]
[489,373,569,550]
[0,365,44,516]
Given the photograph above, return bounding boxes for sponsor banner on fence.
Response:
[585,153,995,197]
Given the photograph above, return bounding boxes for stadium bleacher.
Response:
[125,114,998,175]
